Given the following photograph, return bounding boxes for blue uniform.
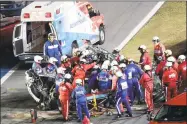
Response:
[46,63,57,73]
[71,85,90,120]
[116,74,132,115]
[97,71,111,91]
[32,62,43,74]
[44,40,62,66]
[126,62,143,104]
[88,69,100,90]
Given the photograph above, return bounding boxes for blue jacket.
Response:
[72,85,87,103]
[116,74,128,99]
[88,69,100,89]
[126,62,143,80]
[44,40,62,58]
[97,70,110,91]
[32,62,43,74]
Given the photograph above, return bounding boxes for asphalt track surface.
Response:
[1,1,158,124]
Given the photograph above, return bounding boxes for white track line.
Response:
[117,1,165,50]
[1,63,19,85]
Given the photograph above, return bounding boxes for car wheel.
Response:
[98,26,105,45]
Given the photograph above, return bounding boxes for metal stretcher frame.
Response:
[86,92,113,116]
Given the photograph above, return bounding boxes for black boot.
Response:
[112,114,122,120]
[125,113,133,117]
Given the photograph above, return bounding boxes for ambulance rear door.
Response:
[12,23,25,57]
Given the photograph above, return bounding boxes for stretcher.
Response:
[86,92,114,116]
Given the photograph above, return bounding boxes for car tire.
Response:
[98,26,105,45]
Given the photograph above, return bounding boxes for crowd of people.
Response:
[31,33,186,123]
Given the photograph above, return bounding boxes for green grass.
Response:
[121,1,186,61]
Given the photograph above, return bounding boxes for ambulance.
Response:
[12,1,105,62]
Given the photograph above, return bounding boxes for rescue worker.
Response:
[110,66,120,91]
[167,56,178,72]
[88,65,100,91]
[152,36,166,64]
[46,57,58,74]
[112,48,121,62]
[114,71,132,119]
[58,73,73,121]
[139,65,154,114]
[55,67,66,114]
[110,65,125,113]
[138,45,152,69]
[119,55,127,65]
[32,55,43,75]
[164,49,173,60]
[44,33,62,66]
[61,55,72,72]
[177,55,187,93]
[71,79,90,122]
[103,60,111,70]
[162,62,178,101]
[72,59,96,88]
[97,64,111,92]
[155,56,167,81]
[126,58,144,105]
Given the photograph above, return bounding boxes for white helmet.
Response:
[119,55,125,61]
[103,60,110,66]
[93,65,100,69]
[116,71,123,77]
[178,55,186,60]
[167,56,176,62]
[164,49,172,56]
[114,47,120,52]
[165,62,172,67]
[152,36,160,42]
[111,60,118,66]
[80,59,86,63]
[34,55,43,63]
[75,79,82,84]
[48,57,58,64]
[57,67,66,74]
[128,58,134,62]
[61,55,67,61]
[64,73,71,79]
[144,65,151,71]
[139,45,147,50]
[101,64,108,70]
[119,63,126,68]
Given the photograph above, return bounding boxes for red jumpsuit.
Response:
[178,61,187,93]
[162,68,178,101]
[58,82,73,120]
[139,71,154,112]
[155,60,166,81]
[154,43,166,61]
[71,62,96,88]
[61,57,80,68]
[139,52,152,69]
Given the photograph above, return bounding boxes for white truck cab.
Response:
[12,1,105,62]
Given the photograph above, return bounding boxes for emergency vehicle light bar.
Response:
[23,13,30,18]
[45,12,51,18]
[35,6,41,8]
